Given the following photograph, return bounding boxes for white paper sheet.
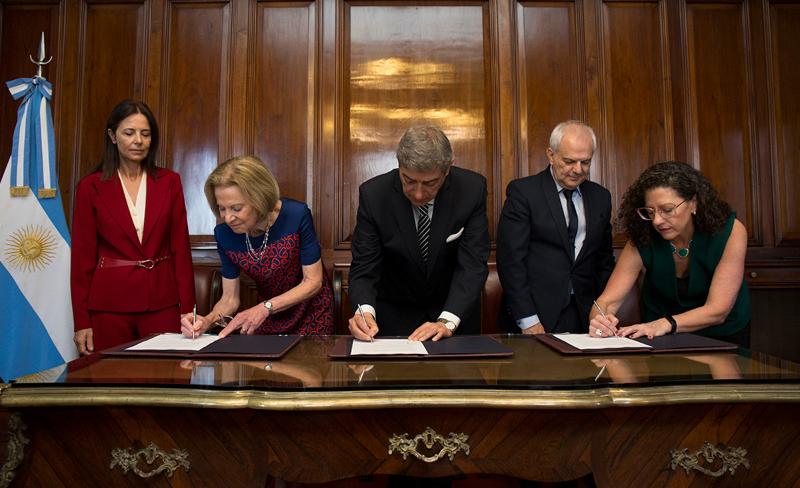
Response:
[553,333,651,350]
[125,333,222,351]
[350,338,428,356]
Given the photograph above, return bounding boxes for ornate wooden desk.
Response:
[2,335,800,487]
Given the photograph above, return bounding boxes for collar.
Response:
[549,166,583,197]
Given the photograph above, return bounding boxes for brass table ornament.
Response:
[0,413,28,488]
[670,442,750,477]
[110,442,190,478]
[388,427,470,463]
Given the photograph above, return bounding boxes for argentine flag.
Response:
[0,77,77,381]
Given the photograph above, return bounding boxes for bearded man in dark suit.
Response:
[497,120,615,334]
[348,126,490,341]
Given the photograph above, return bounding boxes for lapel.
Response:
[390,172,423,271]
[575,181,592,263]
[95,172,142,251]
[541,170,571,258]
[142,170,167,247]
[425,172,453,275]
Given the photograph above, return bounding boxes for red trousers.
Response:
[89,306,180,351]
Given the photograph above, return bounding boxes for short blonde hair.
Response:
[204,155,280,221]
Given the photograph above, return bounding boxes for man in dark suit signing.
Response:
[497,120,615,334]
[348,126,490,341]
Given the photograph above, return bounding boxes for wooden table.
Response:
[2,335,800,487]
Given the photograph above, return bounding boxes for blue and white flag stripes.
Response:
[6,77,58,198]
[0,77,77,381]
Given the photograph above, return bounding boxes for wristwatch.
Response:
[263,300,274,314]
[437,318,457,332]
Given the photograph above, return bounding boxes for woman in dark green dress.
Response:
[590,161,750,347]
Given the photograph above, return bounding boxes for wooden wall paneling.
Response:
[339,2,493,247]
[226,0,249,159]
[767,2,800,246]
[0,2,60,193]
[516,0,584,178]
[75,1,146,183]
[599,0,673,222]
[315,0,336,255]
[492,0,518,226]
[684,1,758,242]
[253,1,316,206]
[162,0,231,238]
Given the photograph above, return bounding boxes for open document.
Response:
[552,333,651,351]
[351,338,429,356]
[125,333,221,351]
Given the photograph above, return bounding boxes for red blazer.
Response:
[70,168,195,331]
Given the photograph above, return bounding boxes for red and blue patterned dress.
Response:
[215,198,333,335]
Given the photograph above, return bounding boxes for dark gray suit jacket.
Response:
[349,167,490,336]
[496,168,615,332]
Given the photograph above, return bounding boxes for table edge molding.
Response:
[2,384,800,409]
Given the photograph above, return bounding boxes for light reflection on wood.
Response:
[343,4,491,244]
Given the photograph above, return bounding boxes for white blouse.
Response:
[118,171,147,243]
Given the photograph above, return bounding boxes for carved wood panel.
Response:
[599,0,673,215]
[516,1,584,178]
[162,1,231,236]
[76,3,146,182]
[767,2,800,246]
[339,2,493,247]
[685,1,758,242]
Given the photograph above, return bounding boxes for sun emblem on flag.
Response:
[4,225,58,272]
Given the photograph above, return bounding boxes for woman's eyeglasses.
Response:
[636,199,688,221]
[213,314,234,329]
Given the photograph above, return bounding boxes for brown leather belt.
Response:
[97,255,170,270]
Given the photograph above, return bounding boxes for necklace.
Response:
[245,227,269,260]
[670,240,692,258]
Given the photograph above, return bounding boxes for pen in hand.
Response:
[592,300,607,320]
[192,304,197,340]
[357,304,373,342]
[592,300,609,338]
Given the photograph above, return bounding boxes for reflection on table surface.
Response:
[11,335,800,391]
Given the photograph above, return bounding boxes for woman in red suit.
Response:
[71,100,195,354]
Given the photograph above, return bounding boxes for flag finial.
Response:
[29,32,52,79]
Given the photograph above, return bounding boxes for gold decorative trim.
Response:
[389,427,469,462]
[110,442,190,479]
[37,188,56,199]
[671,442,750,477]
[3,384,800,410]
[10,187,30,197]
[1,413,29,488]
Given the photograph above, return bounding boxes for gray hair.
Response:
[549,120,597,159]
[396,126,454,173]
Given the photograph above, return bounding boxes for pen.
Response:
[357,304,373,342]
[192,304,197,340]
[592,300,607,319]
[593,300,610,338]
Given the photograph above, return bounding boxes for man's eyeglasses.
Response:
[636,199,688,221]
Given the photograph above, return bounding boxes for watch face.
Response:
[444,321,456,332]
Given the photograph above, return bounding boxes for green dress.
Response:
[638,213,750,338]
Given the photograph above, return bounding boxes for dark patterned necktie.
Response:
[563,189,577,260]
[416,202,432,263]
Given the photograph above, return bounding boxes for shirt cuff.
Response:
[517,314,540,330]
[358,304,377,321]
[438,311,461,327]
